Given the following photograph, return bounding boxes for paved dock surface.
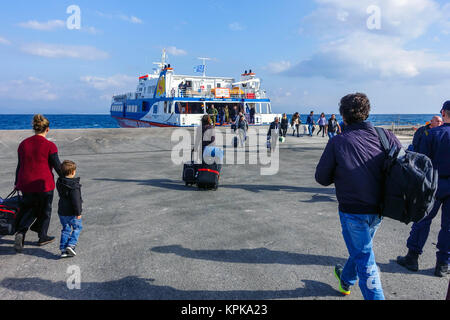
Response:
[0,128,447,300]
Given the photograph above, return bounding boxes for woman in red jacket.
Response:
[14,114,62,253]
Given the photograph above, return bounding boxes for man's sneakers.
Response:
[14,233,25,253]
[334,265,351,296]
[38,236,55,247]
[66,246,77,257]
[434,263,449,278]
[60,247,77,259]
[397,251,419,272]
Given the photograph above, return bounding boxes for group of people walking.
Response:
[5,97,450,300]
[271,112,342,139]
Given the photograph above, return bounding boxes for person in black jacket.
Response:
[280,113,289,137]
[56,160,83,258]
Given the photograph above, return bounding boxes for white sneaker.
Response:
[66,246,77,257]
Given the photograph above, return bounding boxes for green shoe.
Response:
[334,265,351,296]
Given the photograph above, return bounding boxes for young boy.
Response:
[56,160,83,258]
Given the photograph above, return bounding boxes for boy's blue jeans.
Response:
[339,212,385,300]
[59,216,83,251]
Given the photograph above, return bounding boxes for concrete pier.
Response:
[0,128,447,300]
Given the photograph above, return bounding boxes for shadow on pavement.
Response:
[94,178,336,195]
[0,276,340,300]
[151,245,346,267]
[0,238,60,260]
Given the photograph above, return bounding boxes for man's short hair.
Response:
[61,160,77,177]
[339,93,371,125]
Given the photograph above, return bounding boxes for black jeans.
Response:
[317,125,326,137]
[17,191,54,239]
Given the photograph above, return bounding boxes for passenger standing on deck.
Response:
[14,114,63,253]
[409,116,443,152]
[397,101,450,278]
[315,93,402,300]
[306,111,315,137]
[218,106,225,126]
[225,105,230,124]
[250,106,256,124]
[281,114,289,137]
[317,113,327,137]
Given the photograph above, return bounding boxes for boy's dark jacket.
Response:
[56,177,83,216]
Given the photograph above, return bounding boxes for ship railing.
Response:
[172,89,264,100]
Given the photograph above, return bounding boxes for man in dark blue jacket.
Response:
[397,101,450,277]
[315,93,402,300]
[306,111,315,137]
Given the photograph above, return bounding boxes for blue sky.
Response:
[0,0,449,114]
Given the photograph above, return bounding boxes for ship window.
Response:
[153,105,158,114]
[143,102,150,112]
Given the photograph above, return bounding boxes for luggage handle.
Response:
[4,189,22,201]
[5,189,18,200]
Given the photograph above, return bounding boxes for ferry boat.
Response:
[110,50,281,128]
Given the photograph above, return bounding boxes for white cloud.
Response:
[166,46,187,56]
[81,74,136,91]
[0,37,11,45]
[280,0,450,84]
[18,20,65,31]
[81,26,102,35]
[21,43,109,60]
[129,16,143,24]
[0,77,58,101]
[229,22,245,31]
[303,0,442,39]
[284,32,450,83]
[265,61,292,74]
[97,11,143,24]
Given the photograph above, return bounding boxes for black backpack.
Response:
[375,127,438,224]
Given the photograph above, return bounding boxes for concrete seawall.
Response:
[0,128,446,300]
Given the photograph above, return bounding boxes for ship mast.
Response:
[153,49,168,74]
[198,57,211,78]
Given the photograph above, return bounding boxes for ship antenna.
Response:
[198,57,211,78]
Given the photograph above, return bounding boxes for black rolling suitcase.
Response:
[183,151,200,186]
[197,163,221,191]
[0,190,22,236]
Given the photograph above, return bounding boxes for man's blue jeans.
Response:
[339,212,385,300]
[59,216,83,251]
[407,198,449,264]
[328,132,337,139]
[308,124,314,136]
